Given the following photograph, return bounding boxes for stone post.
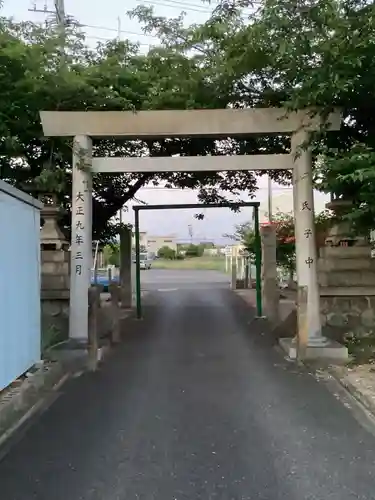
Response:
[69,135,92,342]
[109,283,121,344]
[119,226,132,308]
[292,130,327,348]
[231,248,237,290]
[88,286,100,371]
[261,225,279,323]
[244,257,250,289]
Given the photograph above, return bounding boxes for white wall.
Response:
[0,182,42,390]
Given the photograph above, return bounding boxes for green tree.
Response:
[4,0,373,244]
[102,244,120,267]
[0,17,271,244]
[185,244,204,257]
[132,0,375,233]
[248,0,375,231]
[158,246,176,259]
[229,210,333,281]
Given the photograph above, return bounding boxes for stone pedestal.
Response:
[261,225,279,323]
[119,226,132,308]
[319,246,375,342]
[231,260,237,290]
[40,203,70,346]
[317,198,374,349]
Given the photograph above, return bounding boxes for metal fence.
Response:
[0,181,42,391]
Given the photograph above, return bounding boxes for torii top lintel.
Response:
[39,108,341,139]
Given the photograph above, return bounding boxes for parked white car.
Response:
[140,260,151,270]
[139,253,152,270]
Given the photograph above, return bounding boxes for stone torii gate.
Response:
[39,107,344,359]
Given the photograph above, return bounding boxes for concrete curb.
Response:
[236,289,375,419]
[0,308,135,449]
[0,361,69,445]
[0,341,114,449]
[325,365,375,418]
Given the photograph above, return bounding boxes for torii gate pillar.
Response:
[69,135,93,341]
[282,130,348,360]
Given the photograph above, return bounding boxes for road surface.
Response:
[140,268,230,291]
[1,270,375,499]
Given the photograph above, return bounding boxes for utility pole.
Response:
[29,0,66,48]
[117,0,125,229]
[54,0,65,26]
[117,16,121,41]
[267,174,273,224]
[28,1,50,15]
[54,0,66,64]
[188,224,193,244]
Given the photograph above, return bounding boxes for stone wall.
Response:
[318,245,375,342]
[41,299,69,349]
[41,249,70,349]
[42,294,117,349]
[320,296,375,336]
[321,294,375,342]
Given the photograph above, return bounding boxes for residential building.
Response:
[147,235,177,256]
[204,248,220,256]
[223,244,245,256]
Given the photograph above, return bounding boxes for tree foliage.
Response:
[230,210,334,277]
[0,15,275,243]
[157,245,176,259]
[131,0,375,230]
[253,0,375,230]
[184,243,205,257]
[102,244,120,267]
[2,0,375,242]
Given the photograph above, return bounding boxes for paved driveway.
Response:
[1,276,375,499]
[140,268,230,291]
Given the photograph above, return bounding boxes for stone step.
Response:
[318,258,375,271]
[319,246,371,259]
[318,270,375,287]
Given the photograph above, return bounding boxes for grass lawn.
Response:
[151,256,227,271]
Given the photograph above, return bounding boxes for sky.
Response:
[3,0,330,242]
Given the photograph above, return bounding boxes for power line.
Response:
[140,0,260,14]
[80,23,158,39]
[138,186,293,191]
[28,2,259,51]
[149,0,213,9]
[85,35,150,47]
[140,0,260,13]
[28,9,154,46]
[141,0,213,13]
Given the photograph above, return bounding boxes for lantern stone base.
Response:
[279,337,348,362]
[318,245,375,343]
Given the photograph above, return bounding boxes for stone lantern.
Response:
[318,196,375,342]
[324,198,367,247]
[40,194,70,342]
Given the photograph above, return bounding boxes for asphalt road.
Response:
[1,271,375,499]
[140,268,230,291]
